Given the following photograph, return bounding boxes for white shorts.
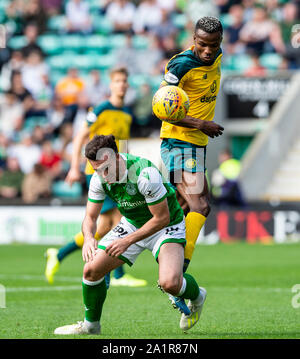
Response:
[98,217,186,266]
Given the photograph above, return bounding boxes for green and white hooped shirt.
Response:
[88,153,184,228]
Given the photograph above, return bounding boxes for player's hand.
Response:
[82,238,98,262]
[105,239,130,258]
[198,120,224,138]
[65,167,81,186]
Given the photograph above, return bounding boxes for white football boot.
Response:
[180,287,207,331]
[54,321,100,335]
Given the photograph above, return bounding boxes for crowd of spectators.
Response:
[0,0,299,203]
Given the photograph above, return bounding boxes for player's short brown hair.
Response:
[85,135,118,161]
[109,66,129,79]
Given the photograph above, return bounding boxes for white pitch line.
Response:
[6,285,82,292]
[211,287,291,293]
[0,274,82,283]
[3,285,291,294]
[0,275,291,293]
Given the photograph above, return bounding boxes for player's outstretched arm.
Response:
[82,200,103,262]
[65,122,90,186]
[105,200,170,258]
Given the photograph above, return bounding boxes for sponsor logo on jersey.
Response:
[200,95,217,103]
[118,200,146,208]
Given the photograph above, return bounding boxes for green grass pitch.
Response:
[0,242,299,339]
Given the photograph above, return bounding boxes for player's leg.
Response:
[157,242,206,331]
[108,208,147,287]
[54,251,124,335]
[161,139,208,272]
[44,215,111,285]
[45,195,117,284]
[45,175,94,284]
[176,171,210,272]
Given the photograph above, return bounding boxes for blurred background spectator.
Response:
[225,4,245,55]
[211,149,247,208]
[244,49,267,76]
[8,133,41,175]
[0,90,23,140]
[0,0,299,203]
[21,50,50,100]
[106,0,136,34]
[22,163,51,203]
[133,0,163,34]
[0,157,24,199]
[65,0,92,34]
[85,69,108,106]
[21,23,45,57]
[239,4,285,55]
[0,51,24,91]
[41,0,63,16]
[55,68,85,107]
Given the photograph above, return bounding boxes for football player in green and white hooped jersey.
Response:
[54,135,207,335]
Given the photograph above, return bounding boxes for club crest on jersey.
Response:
[185,158,197,169]
[125,183,137,196]
[210,80,217,93]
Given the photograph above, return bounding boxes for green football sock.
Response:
[181,273,200,301]
[82,278,107,323]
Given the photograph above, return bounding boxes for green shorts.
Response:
[160,138,206,187]
[86,174,117,214]
[98,217,186,266]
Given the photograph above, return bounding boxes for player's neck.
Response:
[109,95,124,108]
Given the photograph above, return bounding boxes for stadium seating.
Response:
[51,181,82,199]
[260,53,282,70]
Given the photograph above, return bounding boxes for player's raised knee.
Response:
[159,276,181,295]
[83,264,99,282]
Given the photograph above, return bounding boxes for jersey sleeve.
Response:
[163,56,190,87]
[137,167,167,206]
[88,173,106,203]
[86,102,108,127]
[86,109,97,127]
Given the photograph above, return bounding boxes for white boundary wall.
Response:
[0,206,85,244]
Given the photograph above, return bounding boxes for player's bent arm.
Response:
[159,82,224,137]
[70,122,90,170]
[105,199,170,258]
[65,123,90,186]
[82,200,103,262]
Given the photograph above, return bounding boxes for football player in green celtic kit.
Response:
[54,135,207,335]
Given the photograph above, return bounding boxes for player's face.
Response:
[89,153,119,184]
[110,73,128,98]
[193,29,222,64]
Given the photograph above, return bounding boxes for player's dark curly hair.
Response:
[195,16,223,35]
[85,135,118,160]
